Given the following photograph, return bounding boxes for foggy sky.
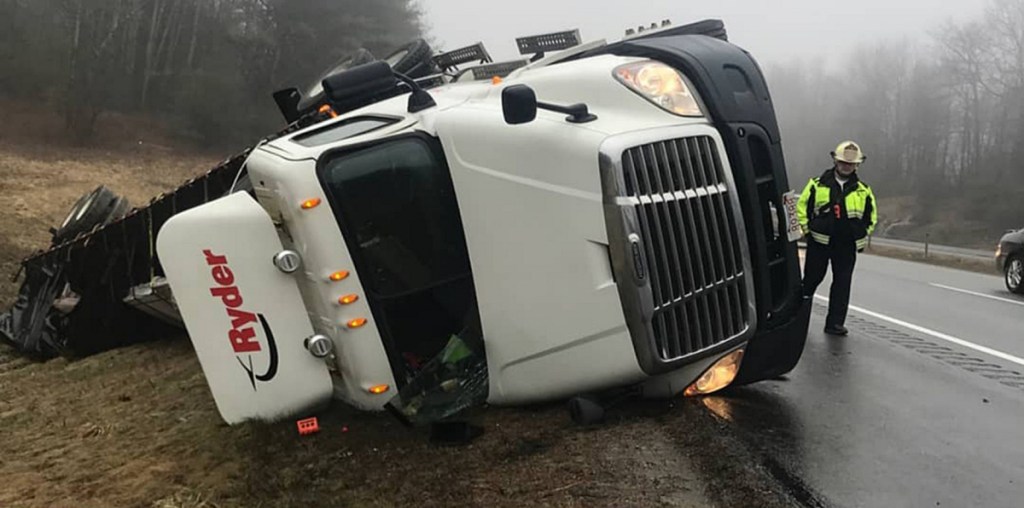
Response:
[422,0,989,67]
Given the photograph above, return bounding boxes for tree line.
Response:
[0,0,423,146]
[769,0,1024,236]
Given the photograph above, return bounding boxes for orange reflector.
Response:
[492,75,503,85]
[318,104,339,118]
[368,384,390,395]
[329,270,350,282]
[347,318,367,329]
[301,198,322,210]
[338,294,359,305]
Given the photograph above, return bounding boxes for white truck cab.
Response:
[157,21,812,425]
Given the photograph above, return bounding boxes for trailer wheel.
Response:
[52,186,121,245]
[382,39,438,79]
[568,396,606,426]
[297,48,377,115]
[104,197,131,226]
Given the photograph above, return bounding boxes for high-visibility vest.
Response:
[796,172,877,249]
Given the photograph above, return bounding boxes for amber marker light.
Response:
[346,318,368,329]
[300,197,322,210]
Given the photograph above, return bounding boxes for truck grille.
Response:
[618,136,750,360]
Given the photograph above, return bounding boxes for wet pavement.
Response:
[703,254,1024,507]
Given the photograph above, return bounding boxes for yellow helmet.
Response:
[832,141,865,164]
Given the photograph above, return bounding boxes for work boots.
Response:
[824,324,849,336]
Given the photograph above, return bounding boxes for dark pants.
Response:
[802,239,857,328]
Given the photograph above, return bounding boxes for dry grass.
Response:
[875,192,1022,251]
[0,142,221,309]
[0,341,238,508]
[0,337,734,508]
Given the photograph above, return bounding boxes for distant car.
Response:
[997,228,1024,294]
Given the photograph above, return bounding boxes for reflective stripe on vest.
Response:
[808,180,872,245]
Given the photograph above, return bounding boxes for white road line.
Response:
[814,295,1024,368]
[929,283,1024,308]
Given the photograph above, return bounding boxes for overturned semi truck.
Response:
[0,19,812,425]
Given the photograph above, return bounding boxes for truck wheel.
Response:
[296,48,377,115]
[1006,255,1024,294]
[382,39,438,79]
[568,396,605,426]
[52,186,120,245]
[104,197,131,226]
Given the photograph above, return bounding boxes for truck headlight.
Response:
[684,349,744,396]
[614,61,704,117]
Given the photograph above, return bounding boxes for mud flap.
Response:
[733,296,811,385]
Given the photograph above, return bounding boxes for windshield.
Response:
[319,135,471,298]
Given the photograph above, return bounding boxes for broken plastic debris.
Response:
[385,334,488,426]
[297,417,320,436]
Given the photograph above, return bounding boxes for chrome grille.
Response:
[620,136,750,360]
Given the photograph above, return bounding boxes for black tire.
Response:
[568,396,606,426]
[382,39,438,79]
[103,197,131,226]
[1005,254,1024,295]
[297,48,377,115]
[52,186,120,245]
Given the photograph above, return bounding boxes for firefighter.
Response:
[796,141,877,336]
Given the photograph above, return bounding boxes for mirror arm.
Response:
[537,101,597,124]
[394,71,437,113]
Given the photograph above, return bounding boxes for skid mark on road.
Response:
[812,304,1024,392]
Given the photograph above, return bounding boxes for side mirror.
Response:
[272,88,301,124]
[502,84,538,125]
[322,61,397,105]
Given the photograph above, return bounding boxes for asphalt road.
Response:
[708,253,1024,507]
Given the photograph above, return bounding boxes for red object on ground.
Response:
[342,426,349,433]
[297,417,320,435]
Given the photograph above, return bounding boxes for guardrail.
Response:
[868,236,993,261]
[796,236,994,261]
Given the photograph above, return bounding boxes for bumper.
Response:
[732,295,812,385]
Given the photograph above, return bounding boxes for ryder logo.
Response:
[204,249,279,390]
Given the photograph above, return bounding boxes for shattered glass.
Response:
[386,334,488,426]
